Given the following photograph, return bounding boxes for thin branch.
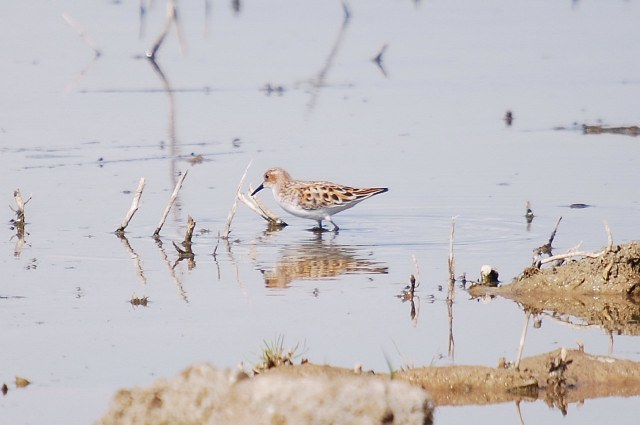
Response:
[540,249,606,265]
[222,160,252,239]
[240,184,287,226]
[154,170,188,239]
[116,177,146,234]
[448,216,457,282]
[604,220,613,252]
[11,189,32,222]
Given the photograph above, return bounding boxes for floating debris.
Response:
[15,376,30,388]
[130,296,149,307]
[504,110,514,126]
[583,124,640,136]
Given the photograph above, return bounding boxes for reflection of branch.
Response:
[146,0,184,60]
[515,311,531,371]
[62,13,102,94]
[146,56,180,210]
[156,239,188,302]
[154,170,188,239]
[372,44,388,78]
[307,1,351,110]
[62,13,101,56]
[117,233,147,285]
[116,177,146,234]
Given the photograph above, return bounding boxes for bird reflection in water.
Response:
[259,234,388,288]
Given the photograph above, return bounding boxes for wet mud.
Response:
[469,242,640,335]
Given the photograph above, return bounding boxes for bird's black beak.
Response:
[251,183,264,196]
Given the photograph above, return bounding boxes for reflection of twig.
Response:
[411,254,421,288]
[156,239,188,302]
[515,311,531,371]
[154,170,188,239]
[223,160,252,239]
[447,230,456,359]
[62,13,101,56]
[117,233,147,285]
[146,0,184,60]
[116,177,146,234]
[372,44,388,78]
[212,230,221,279]
[62,13,102,94]
[307,1,351,110]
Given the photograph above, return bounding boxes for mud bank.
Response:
[95,363,434,425]
[469,242,640,335]
[95,348,640,424]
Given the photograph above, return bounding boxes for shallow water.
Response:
[2,0,640,423]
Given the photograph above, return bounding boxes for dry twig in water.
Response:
[116,177,146,235]
[173,215,196,264]
[223,161,252,240]
[10,189,32,223]
[448,216,457,283]
[154,170,188,239]
[532,216,562,265]
[539,221,614,266]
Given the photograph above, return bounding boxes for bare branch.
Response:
[116,177,146,234]
[154,170,188,239]
[223,161,252,239]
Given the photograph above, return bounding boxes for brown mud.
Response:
[96,242,640,424]
[469,242,640,335]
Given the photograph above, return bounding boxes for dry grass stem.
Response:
[448,216,457,282]
[223,161,252,239]
[154,170,188,239]
[11,188,32,222]
[116,177,146,234]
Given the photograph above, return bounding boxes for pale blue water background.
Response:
[2,0,640,423]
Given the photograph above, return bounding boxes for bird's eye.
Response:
[264,173,269,179]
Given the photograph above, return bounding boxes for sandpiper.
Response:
[251,168,388,231]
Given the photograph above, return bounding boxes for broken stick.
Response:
[222,161,252,239]
[154,170,188,239]
[116,177,146,235]
[11,188,32,222]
